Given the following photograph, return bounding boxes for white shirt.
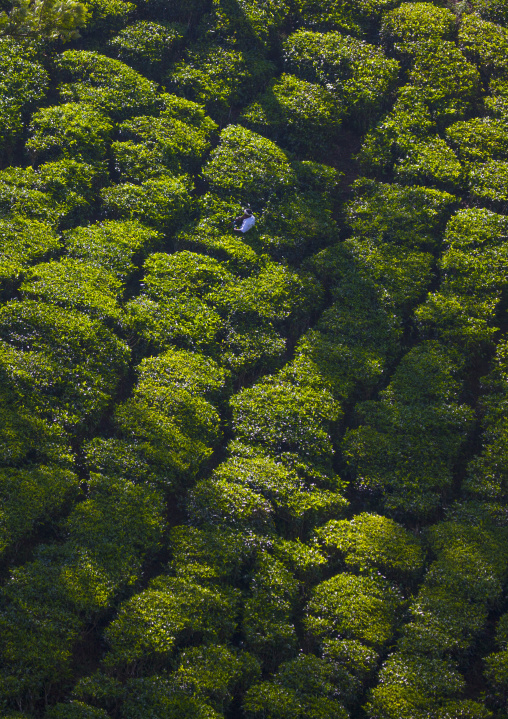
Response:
[240,215,256,233]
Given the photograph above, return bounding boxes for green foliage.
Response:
[174,645,261,713]
[242,552,299,668]
[240,73,342,155]
[108,21,184,76]
[64,219,161,280]
[366,654,466,719]
[459,13,508,71]
[314,513,424,582]
[0,465,78,555]
[116,98,217,177]
[469,160,508,207]
[202,124,296,204]
[244,653,350,719]
[0,217,61,292]
[20,258,123,322]
[0,0,87,41]
[0,160,106,228]
[0,38,48,160]
[81,0,133,34]
[346,178,456,251]
[101,175,193,233]
[45,702,109,719]
[416,208,508,349]
[168,44,275,122]
[283,30,399,127]
[381,3,456,52]
[446,117,508,164]
[343,342,474,519]
[305,572,402,647]
[26,102,113,164]
[470,0,508,26]
[231,376,341,465]
[407,40,480,125]
[0,299,129,430]
[55,50,158,120]
[113,348,224,487]
[464,340,508,501]
[104,576,239,669]
[122,676,221,719]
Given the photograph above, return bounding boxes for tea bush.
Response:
[20,258,123,323]
[202,124,296,204]
[0,39,48,161]
[459,14,508,72]
[408,40,481,125]
[0,218,61,293]
[342,342,474,519]
[55,50,158,120]
[240,73,342,155]
[26,103,113,164]
[101,175,193,234]
[469,160,508,208]
[283,30,399,127]
[108,21,184,77]
[305,572,402,647]
[381,3,456,53]
[168,44,275,122]
[64,220,161,280]
[446,117,508,164]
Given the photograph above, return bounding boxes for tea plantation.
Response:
[0,0,508,717]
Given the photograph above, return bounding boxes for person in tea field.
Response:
[232,207,256,233]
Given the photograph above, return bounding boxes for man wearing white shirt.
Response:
[233,208,256,233]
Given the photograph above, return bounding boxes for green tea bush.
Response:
[408,41,481,125]
[244,653,349,719]
[0,160,106,228]
[207,447,348,537]
[464,340,508,500]
[0,218,61,293]
[381,3,455,52]
[446,117,508,164]
[470,0,508,25]
[346,178,456,251]
[343,237,433,316]
[242,552,299,669]
[195,0,288,50]
[342,342,473,519]
[283,30,399,127]
[314,513,424,583]
[55,50,158,120]
[113,348,224,487]
[64,472,166,601]
[169,524,255,585]
[104,576,239,669]
[20,259,123,323]
[202,124,296,204]
[305,572,402,647]
[168,44,275,122]
[396,520,508,659]
[357,84,462,183]
[459,14,508,72]
[45,702,110,719]
[80,0,133,34]
[0,39,48,161]
[0,299,129,431]
[26,103,113,164]
[240,73,342,155]
[366,654,465,719]
[416,208,508,349]
[231,377,341,465]
[108,21,184,77]
[117,105,217,175]
[101,175,193,234]
[64,220,161,281]
[469,160,508,208]
[292,0,366,35]
[0,465,78,556]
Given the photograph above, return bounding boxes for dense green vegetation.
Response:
[0,0,508,717]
